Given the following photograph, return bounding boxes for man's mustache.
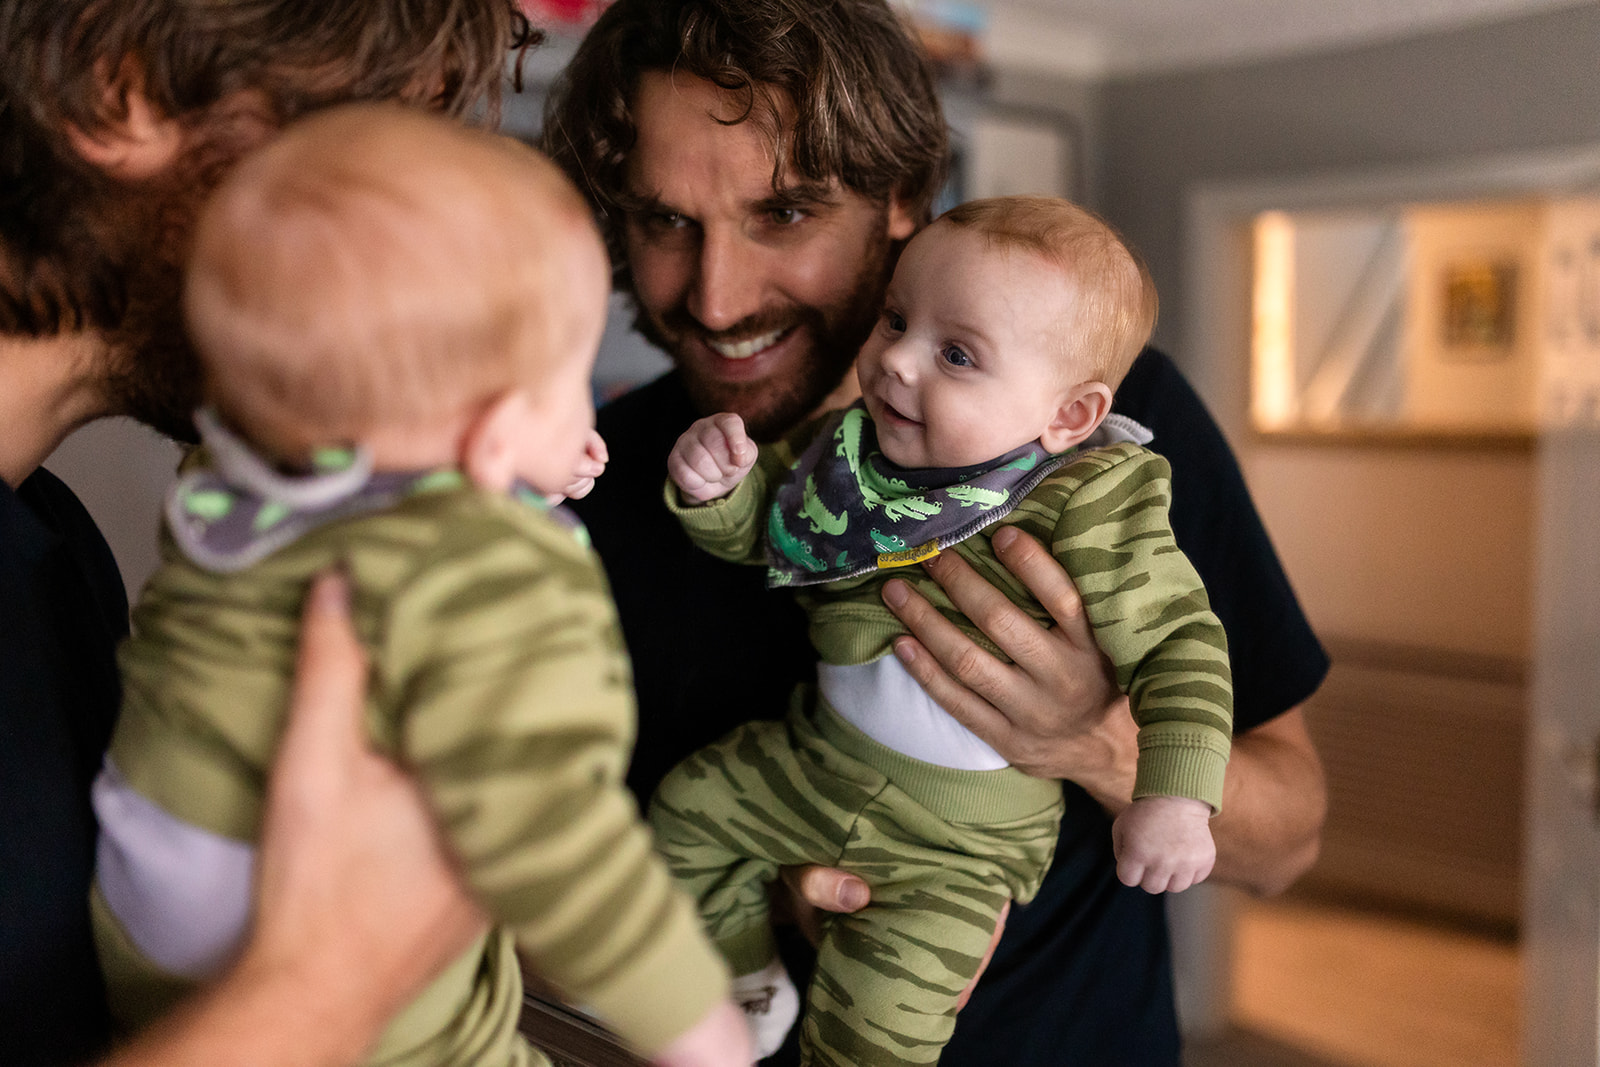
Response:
[655,304,815,347]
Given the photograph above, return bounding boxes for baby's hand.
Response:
[668,413,757,503]
[650,998,752,1067]
[555,430,608,503]
[1111,795,1215,894]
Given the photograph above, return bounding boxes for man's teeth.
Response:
[708,328,785,360]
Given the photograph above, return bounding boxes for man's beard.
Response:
[633,219,895,443]
[95,126,256,444]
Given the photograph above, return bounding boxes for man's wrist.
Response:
[217,943,388,1066]
[103,950,381,1067]
[1072,696,1140,815]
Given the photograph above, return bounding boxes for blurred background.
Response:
[51,2,1600,1062]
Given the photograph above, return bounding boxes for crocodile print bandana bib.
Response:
[167,409,585,573]
[765,403,1151,587]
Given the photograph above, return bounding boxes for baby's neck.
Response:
[358,420,467,475]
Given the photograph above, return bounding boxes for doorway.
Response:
[1175,143,1600,1065]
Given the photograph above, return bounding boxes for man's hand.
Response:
[773,867,1006,1010]
[556,430,609,502]
[668,413,757,503]
[882,526,1139,808]
[884,525,1328,896]
[1111,796,1216,894]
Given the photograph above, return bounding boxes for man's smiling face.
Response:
[621,70,914,440]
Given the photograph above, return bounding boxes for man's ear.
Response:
[63,58,185,180]
[461,390,529,493]
[1039,381,1114,454]
[887,191,917,242]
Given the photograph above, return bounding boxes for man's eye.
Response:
[768,207,807,225]
[636,210,689,232]
[941,344,972,367]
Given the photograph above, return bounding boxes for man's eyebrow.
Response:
[614,188,668,214]
[756,182,840,211]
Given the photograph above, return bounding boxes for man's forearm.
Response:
[98,956,382,1067]
[1205,707,1326,896]
[1070,703,1324,896]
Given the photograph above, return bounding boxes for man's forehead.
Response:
[625,69,843,207]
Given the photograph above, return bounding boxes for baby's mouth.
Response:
[706,327,788,360]
[879,398,922,426]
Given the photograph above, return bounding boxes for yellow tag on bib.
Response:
[876,541,941,569]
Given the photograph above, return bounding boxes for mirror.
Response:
[1250,196,1600,439]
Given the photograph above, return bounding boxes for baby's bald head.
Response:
[186,102,609,460]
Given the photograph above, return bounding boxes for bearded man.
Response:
[1,4,527,1063]
[546,2,1330,1063]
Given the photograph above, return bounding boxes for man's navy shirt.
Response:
[1,469,124,1065]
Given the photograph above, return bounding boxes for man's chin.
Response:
[679,371,817,443]
[102,341,203,444]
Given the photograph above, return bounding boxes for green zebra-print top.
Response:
[110,484,729,1063]
[667,440,1233,812]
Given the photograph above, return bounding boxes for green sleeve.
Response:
[663,443,790,565]
[378,515,729,1055]
[1048,449,1233,812]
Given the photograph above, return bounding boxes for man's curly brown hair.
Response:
[0,0,534,337]
[541,0,949,295]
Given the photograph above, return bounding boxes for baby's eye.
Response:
[941,344,973,367]
[882,310,906,334]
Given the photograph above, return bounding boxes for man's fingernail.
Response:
[839,882,869,911]
[992,526,1017,551]
[892,637,915,664]
[882,580,908,608]
[311,568,350,612]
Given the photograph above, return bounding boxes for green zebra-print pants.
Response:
[648,688,1063,1066]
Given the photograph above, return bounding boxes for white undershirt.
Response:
[92,761,255,979]
[818,656,1009,770]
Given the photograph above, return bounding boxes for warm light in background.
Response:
[1252,210,1297,430]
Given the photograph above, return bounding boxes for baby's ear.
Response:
[461,390,529,492]
[1039,382,1113,454]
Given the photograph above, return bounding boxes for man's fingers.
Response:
[781,864,870,914]
[891,635,1012,746]
[282,571,369,769]
[882,573,1018,744]
[882,571,1012,706]
[920,549,1056,670]
[991,527,1090,638]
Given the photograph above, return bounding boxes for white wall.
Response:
[1101,7,1600,663]
[1245,443,1533,659]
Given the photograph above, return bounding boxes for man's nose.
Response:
[687,228,770,332]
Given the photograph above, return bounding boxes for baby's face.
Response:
[510,350,599,496]
[855,222,1085,469]
[505,239,611,496]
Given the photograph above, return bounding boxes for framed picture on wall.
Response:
[1440,259,1517,361]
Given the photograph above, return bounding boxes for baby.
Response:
[655,196,1232,1065]
[90,104,746,1067]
